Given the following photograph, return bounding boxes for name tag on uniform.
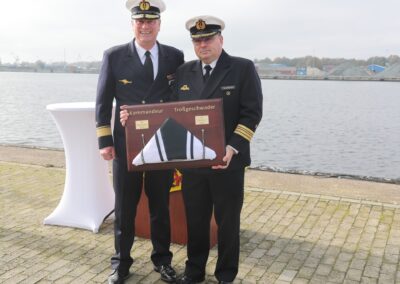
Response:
[221,85,235,96]
[220,85,235,91]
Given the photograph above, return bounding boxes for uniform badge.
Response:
[139,0,151,11]
[119,79,132,85]
[195,19,206,31]
[180,85,190,91]
[221,85,235,96]
[221,85,235,90]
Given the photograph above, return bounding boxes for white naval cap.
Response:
[126,0,166,19]
[185,15,225,39]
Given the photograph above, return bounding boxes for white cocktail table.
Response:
[44,102,115,233]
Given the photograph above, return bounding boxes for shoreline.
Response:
[1,70,399,82]
[1,144,400,205]
[1,143,398,185]
[251,166,400,185]
[259,74,400,82]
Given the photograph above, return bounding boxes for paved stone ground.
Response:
[1,160,400,283]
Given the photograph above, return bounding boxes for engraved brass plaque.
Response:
[135,120,149,130]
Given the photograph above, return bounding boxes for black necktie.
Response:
[203,65,212,82]
[144,51,154,82]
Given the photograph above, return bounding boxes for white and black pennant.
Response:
[132,118,216,166]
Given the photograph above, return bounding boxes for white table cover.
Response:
[44,102,115,233]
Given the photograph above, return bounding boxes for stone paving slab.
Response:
[1,161,400,283]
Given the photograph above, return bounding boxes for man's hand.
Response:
[120,105,129,127]
[100,146,115,161]
[212,146,235,170]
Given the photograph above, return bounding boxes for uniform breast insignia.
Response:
[119,79,133,85]
[180,85,190,91]
[221,85,235,96]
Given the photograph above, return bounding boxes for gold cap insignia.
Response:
[119,79,132,85]
[195,19,206,31]
[139,0,151,11]
[180,84,190,91]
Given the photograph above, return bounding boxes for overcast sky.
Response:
[1,0,399,63]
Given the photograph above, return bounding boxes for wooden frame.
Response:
[125,98,226,171]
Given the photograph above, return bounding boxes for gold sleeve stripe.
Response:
[96,126,112,138]
[234,124,255,142]
[236,124,254,136]
[234,129,252,141]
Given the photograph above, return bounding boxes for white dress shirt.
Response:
[201,60,218,76]
[135,41,159,80]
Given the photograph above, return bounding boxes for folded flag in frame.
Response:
[132,118,216,166]
[124,98,226,171]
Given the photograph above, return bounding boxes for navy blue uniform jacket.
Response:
[96,40,184,156]
[172,50,263,170]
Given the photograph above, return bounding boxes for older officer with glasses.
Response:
[172,16,263,284]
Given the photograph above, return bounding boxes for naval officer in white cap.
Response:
[172,15,263,284]
[95,0,184,283]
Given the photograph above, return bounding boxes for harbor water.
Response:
[0,72,399,182]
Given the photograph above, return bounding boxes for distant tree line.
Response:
[254,55,400,69]
[2,55,400,74]
[0,59,101,73]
